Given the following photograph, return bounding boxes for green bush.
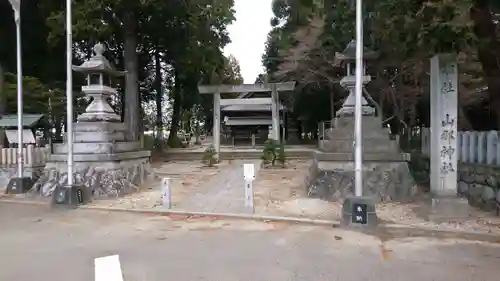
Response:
[261,139,281,166]
[202,145,218,166]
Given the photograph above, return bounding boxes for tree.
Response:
[0,63,5,146]
[223,55,244,84]
[262,0,500,131]
[43,0,236,148]
[197,54,244,135]
[0,0,70,141]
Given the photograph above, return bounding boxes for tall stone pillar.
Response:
[213,92,221,159]
[430,54,458,197]
[271,87,280,142]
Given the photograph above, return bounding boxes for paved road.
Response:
[175,160,261,213]
[1,202,500,281]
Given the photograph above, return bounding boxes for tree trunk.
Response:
[123,11,140,141]
[154,47,163,149]
[329,85,334,122]
[54,115,62,142]
[120,91,125,122]
[167,68,182,147]
[471,0,500,128]
[195,119,201,145]
[0,63,5,147]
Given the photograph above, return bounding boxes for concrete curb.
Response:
[80,205,342,226]
[1,198,500,240]
[0,198,47,206]
[79,205,500,240]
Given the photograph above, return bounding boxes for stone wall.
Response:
[32,159,152,199]
[419,156,500,211]
[0,166,45,188]
[306,159,416,202]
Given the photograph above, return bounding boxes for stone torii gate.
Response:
[198,82,296,158]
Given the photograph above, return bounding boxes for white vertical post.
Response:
[430,57,439,192]
[430,54,458,196]
[353,0,364,197]
[282,110,286,144]
[271,86,279,141]
[161,177,171,208]
[1,148,6,165]
[243,163,255,213]
[66,0,74,185]
[8,0,24,178]
[276,90,281,142]
[213,92,220,160]
[26,144,33,166]
[245,180,255,214]
[244,180,254,213]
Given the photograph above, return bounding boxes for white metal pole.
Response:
[14,10,23,178]
[161,178,171,208]
[244,180,254,213]
[354,0,364,197]
[66,0,74,185]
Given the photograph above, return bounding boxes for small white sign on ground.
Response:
[95,254,124,281]
[243,163,255,181]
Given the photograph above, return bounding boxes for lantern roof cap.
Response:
[334,40,379,66]
[72,43,126,77]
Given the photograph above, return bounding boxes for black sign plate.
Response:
[76,188,84,204]
[351,203,368,224]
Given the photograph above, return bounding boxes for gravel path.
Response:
[175,160,262,213]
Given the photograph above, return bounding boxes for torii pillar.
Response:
[198,82,295,159]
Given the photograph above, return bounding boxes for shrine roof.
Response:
[0,114,44,128]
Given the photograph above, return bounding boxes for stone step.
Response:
[164,150,313,161]
[326,127,391,140]
[334,116,383,128]
[319,138,399,153]
[327,116,391,139]
[314,151,410,162]
[73,122,126,132]
[74,131,126,142]
[53,141,141,154]
[49,150,151,162]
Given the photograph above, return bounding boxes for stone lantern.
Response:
[335,40,378,117]
[72,43,125,122]
[34,43,151,202]
[304,40,415,215]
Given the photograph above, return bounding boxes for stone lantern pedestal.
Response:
[33,44,152,199]
[305,41,416,207]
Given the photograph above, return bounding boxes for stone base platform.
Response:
[425,196,471,223]
[32,156,152,199]
[0,166,45,189]
[305,156,417,202]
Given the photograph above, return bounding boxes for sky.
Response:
[223,0,274,83]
